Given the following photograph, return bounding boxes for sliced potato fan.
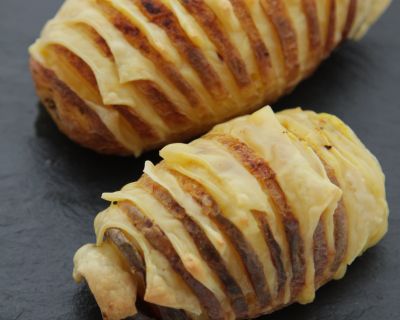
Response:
[30,0,391,155]
[73,106,388,320]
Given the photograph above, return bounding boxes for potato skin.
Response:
[72,106,388,319]
[30,58,130,155]
[29,0,391,156]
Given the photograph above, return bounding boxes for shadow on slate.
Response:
[73,285,103,320]
[34,103,162,184]
[273,41,373,113]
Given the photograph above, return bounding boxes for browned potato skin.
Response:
[30,58,131,155]
[30,0,387,156]
[91,156,349,319]
[119,200,225,320]
[68,104,390,319]
[30,58,209,156]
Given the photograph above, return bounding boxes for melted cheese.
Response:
[353,0,391,39]
[161,138,286,302]
[212,107,342,303]
[30,0,391,155]
[94,205,202,314]
[285,0,310,77]
[277,108,388,276]
[246,1,285,95]
[104,186,233,316]
[143,162,256,300]
[74,106,388,318]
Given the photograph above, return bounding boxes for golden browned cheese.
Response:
[73,107,388,320]
[29,0,391,156]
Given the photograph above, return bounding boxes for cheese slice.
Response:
[73,106,388,319]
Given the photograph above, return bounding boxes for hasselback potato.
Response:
[30,0,390,156]
[73,106,388,320]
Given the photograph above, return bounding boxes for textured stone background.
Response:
[0,1,399,319]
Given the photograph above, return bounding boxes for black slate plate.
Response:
[0,1,399,319]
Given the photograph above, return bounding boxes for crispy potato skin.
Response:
[30,58,130,155]
[71,104,388,319]
[135,0,226,99]
[30,0,389,156]
[120,200,225,320]
[139,174,249,318]
[170,169,271,311]
[206,133,306,298]
[30,58,209,156]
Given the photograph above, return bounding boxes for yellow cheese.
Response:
[30,0,391,155]
[74,106,388,319]
[212,107,342,302]
[277,108,388,276]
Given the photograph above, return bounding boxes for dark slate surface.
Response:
[0,1,399,319]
